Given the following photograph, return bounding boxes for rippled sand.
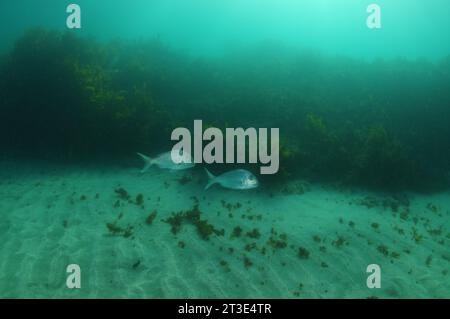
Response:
[0,161,448,298]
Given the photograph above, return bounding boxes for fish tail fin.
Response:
[137,152,153,173]
[204,168,216,190]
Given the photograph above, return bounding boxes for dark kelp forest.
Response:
[1,29,449,192]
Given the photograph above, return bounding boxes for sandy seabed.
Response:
[0,160,448,298]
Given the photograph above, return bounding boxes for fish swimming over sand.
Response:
[205,168,259,190]
[137,151,195,172]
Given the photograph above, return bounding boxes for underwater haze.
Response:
[0,1,449,298]
[2,0,450,59]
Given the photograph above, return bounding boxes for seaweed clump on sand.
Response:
[267,233,288,249]
[377,245,389,257]
[353,194,409,213]
[332,236,348,248]
[243,255,253,269]
[164,212,184,235]
[221,200,242,211]
[297,247,310,259]
[278,180,311,196]
[163,204,224,240]
[246,228,261,239]
[135,193,144,206]
[145,210,158,225]
[178,175,192,185]
[132,260,141,269]
[115,188,130,201]
[426,203,439,213]
[219,260,231,272]
[231,226,243,238]
[106,222,134,238]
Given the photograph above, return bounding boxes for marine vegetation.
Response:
[1,28,450,192]
[162,204,224,240]
[106,221,134,238]
[145,210,158,225]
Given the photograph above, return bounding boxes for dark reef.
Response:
[1,28,450,192]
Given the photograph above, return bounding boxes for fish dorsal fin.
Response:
[204,168,216,190]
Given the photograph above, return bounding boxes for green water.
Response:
[2,0,450,59]
[0,1,449,299]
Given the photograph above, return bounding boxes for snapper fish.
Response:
[137,151,195,172]
[205,168,259,190]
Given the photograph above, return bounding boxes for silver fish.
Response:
[137,151,195,172]
[205,168,259,190]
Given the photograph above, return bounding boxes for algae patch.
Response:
[163,204,224,240]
